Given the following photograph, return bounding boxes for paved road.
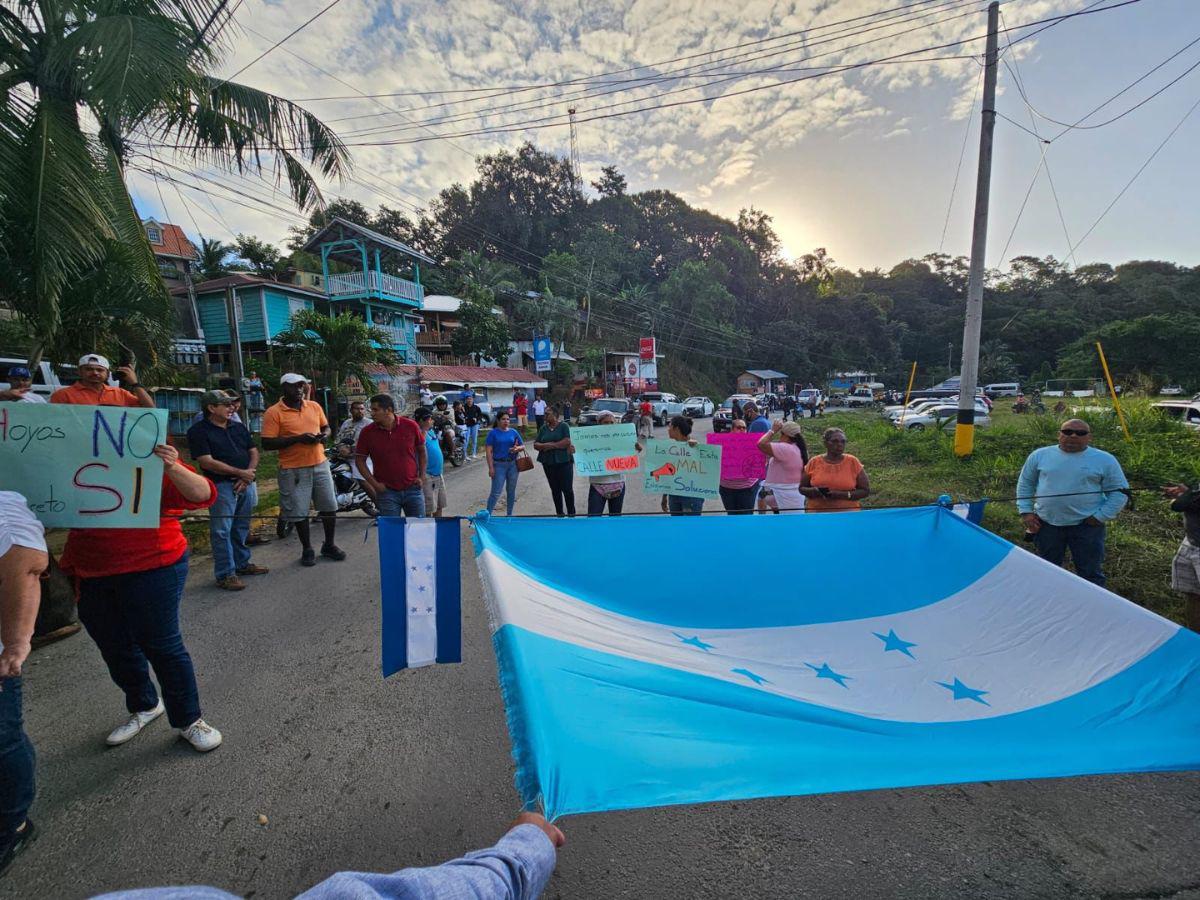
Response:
[7,415,1200,899]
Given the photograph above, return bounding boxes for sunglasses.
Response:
[1060,429,1090,436]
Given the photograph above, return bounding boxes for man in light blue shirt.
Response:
[416,407,447,517]
[1016,418,1129,587]
[93,812,563,899]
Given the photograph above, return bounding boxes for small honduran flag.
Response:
[951,499,988,525]
[379,517,462,676]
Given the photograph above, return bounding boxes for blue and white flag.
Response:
[951,499,988,524]
[379,517,461,676]
[475,507,1200,819]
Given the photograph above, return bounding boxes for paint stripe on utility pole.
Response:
[954,1,999,458]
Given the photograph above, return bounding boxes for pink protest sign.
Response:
[706,433,767,481]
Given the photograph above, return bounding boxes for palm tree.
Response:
[273,310,398,398]
[198,236,233,280]
[0,1,349,367]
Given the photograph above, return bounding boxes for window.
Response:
[288,296,307,317]
[146,226,162,244]
[233,295,245,323]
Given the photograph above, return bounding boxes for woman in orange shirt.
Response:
[801,427,871,512]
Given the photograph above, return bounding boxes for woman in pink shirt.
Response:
[756,419,809,513]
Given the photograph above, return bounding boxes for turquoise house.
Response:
[301,217,436,364]
[173,273,327,370]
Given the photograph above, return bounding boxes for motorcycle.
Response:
[276,447,376,538]
[440,422,466,467]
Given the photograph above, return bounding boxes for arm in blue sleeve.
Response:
[1095,456,1131,521]
[296,824,557,900]
[1016,450,1040,514]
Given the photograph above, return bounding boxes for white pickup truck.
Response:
[840,385,881,408]
[637,391,685,426]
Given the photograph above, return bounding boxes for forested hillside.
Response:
[287,143,1200,392]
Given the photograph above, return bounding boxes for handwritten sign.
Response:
[0,405,167,528]
[641,440,722,500]
[706,433,767,481]
[573,423,640,477]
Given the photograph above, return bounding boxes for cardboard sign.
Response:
[706,432,767,481]
[573,423,639,477]
[642,440,721,500]
[0,405,167,528]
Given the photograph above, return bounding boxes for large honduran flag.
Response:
[474,507,1200,819]
[379,518,461,676]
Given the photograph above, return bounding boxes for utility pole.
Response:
[568,107,582,193]
[954,1,999,458]
[224,284,245,385]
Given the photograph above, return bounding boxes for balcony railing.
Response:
[416,330,451,347]
[326,271,423,302]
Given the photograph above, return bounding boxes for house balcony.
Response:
[326,271,424,306]
[416,330,453,349]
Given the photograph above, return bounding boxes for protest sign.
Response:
[572,423,640,478]
[0,404,167,528]
[642,440,721,500]
[706,432,767,481]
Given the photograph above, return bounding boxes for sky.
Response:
[129,0,1200,273]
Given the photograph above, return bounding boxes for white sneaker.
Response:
[180,719,223,752]
[105,700,165,746]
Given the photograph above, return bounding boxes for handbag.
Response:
[515,445,535,472]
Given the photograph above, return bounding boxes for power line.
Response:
[1069,91,1200,255]
[291,0,970,102]
[287,1,1148,149]
[333,0,984,138]
[221,0,348,83]
[939,64,983,252]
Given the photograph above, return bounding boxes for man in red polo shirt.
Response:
[355,394,427,518]
[50,353,155,407]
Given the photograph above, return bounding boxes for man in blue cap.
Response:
[0,367,46,403]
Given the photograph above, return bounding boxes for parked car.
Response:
[984,382,1021,398]
[577,397,635,426]
[682,396,714,417]
[1152,399,1200,430]
[1159,385,1185,396]
[841,385,882,408]
[637,391,685,426]
[898,401,991,431]
[884,399,947,421]
[712,394,755,433]
[795,388,825,415]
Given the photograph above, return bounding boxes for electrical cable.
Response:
[938,63,983,253]
[220,0,347,83]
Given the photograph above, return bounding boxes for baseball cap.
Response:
[79,353,110,368]
[280,373,308,385]
[7,366,31,379]
[201,389,233,409]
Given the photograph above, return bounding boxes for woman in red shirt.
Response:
[61,444,224,752]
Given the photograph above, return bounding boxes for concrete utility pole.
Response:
[224,284,245,385]
[954,0,999,458]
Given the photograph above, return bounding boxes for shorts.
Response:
[423,473,447,513]
[278,461,337,521]
[1171,540,1200,594]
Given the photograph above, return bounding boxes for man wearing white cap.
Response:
[261,374,346,567]
[49,354,154,407]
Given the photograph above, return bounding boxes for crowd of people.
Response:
[2,356,1198,891]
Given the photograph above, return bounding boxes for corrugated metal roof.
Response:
[744,369,789,380]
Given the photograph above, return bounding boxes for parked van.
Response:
[0,357,79,400]
[984,382,1021,398]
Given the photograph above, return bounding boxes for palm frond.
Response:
[147,77,350,211]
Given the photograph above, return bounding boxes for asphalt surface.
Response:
[7,414,1200,899]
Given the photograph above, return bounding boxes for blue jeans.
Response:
[76,553,202,729]
[378,485,425,518]
[466,424,480,457]
[209,480,257,579]
[0,676,34,844]
[487,459,519,516]
[1035,521,1108,587]
[668,495,705,516]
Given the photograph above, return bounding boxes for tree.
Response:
[1057,315,1200,385]
[198,237,233,280]
[978,339,1019,384]
[273,310,397,398]
[0,0,348,367]
[233,234,288,280]
[450,289,512,365]
[591,165,627,197]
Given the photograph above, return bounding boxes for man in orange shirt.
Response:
[50,353,155,407]
[261,373,345,567]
